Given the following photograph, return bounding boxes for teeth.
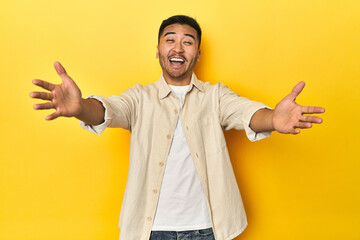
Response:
[170,58,184,62]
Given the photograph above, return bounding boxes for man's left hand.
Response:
[272,81,325,134]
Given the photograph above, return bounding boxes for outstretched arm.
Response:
[249,81,325,134]
[30,62,105,125]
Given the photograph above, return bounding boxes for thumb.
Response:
[290,81,305,100]
[54,61,72,82]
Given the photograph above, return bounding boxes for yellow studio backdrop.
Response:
[0,0,359,239]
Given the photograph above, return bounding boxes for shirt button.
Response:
[152,189,158,194]
[174,109,178,114]
[147,216,152,221]
[166,134,171,139]
[158,162,164,167]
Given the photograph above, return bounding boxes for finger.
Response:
[290,81,305,99]
[30,91,53,101]
[295,122,312,129]
[54,61,72,80]
[54,61,67,76]
[301,106,325,114]
[46,111,61,121]
[33,102,54,110]
[54,61,77,87]
[32,79,56,91]
[290,128,300,135]
[299,115,323,124]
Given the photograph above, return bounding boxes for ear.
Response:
[156,46,159,58]
[197,50,201,62]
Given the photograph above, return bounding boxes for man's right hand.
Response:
[31,62,105,125]
[30,62,83,120]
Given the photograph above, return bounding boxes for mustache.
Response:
[168,54,187,62]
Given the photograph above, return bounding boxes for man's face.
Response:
[157,23,200,85]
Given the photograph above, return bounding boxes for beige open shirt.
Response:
[80,73,271,240]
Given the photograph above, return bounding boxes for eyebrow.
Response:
[164,32,195,40]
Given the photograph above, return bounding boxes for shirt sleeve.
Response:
[218,83,272,142]
[79,86,140,135]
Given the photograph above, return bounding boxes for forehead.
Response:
[161,23,198,40]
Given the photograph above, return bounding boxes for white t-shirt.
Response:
[152,85,212,231]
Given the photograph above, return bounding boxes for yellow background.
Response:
[1,0,359,239]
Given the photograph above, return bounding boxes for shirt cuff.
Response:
[243,104,272,142]
[79,95,113,135]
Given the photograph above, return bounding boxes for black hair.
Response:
[158,15,202,47]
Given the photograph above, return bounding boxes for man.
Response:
[30,15,325,240]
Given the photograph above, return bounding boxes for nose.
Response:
[173,41,184,53]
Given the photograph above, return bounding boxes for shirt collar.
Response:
[158,73,205,100]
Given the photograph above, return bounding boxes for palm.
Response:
[31,62,82,120]
[273,82,324,134]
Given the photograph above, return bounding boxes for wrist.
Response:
[74,98,87,120]
[269,110,275,132]
[250,108,275,133]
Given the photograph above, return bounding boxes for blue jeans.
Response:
[149,228,215,240]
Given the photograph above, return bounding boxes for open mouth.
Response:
[169,57,185,67]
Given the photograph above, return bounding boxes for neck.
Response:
[163,73,192,86]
